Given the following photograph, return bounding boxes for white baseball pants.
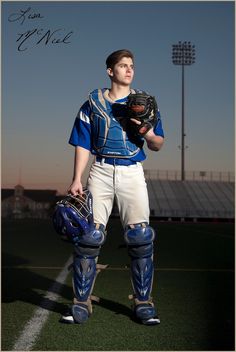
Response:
[86,160,150,228]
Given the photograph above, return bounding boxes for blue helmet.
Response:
[52,189,94,244]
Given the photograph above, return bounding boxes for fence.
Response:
[144,170,235,182]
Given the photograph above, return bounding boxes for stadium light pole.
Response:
[172,41,195,181]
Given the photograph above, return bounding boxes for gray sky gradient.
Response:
[2,1,235,193]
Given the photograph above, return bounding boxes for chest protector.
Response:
[88,88,142,158]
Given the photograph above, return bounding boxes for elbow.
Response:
[147,143,163,152]
[147,136,164,152]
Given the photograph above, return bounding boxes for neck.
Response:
[108,83,131,101]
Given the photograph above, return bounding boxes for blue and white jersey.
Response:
[69,88,164,162]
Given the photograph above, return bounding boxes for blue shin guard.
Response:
[72,256,96,323]
[125,223,160,324]
[71,225,106,324]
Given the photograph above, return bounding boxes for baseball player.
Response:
[61,49,164,325]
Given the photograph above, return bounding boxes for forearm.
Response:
[68,146,90,195]
[144,129,164,151]
[130,118,164,151]
[72,146,90,181]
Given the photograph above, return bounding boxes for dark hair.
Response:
[106,49,134,69]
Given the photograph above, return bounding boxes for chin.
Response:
[123,79,133,85]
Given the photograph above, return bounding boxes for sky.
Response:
[1,1,235,194]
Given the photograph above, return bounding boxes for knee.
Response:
[77,223,106,247]
[124,223,156,258]
[75,223,106,258]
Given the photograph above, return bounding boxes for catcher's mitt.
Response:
[127,93,158,136]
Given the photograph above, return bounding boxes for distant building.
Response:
[1,185,58,219]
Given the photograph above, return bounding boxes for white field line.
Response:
[12,255,73,351]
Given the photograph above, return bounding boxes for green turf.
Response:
[33,270,234,351]
[1,219,72,351]
[1,219,235,350]
[1,268,66,351]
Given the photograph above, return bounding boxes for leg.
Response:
[62,162,115,324]
[87,161,115,226]
[115,163,150,226]
[61,224,106,324]
[115,164,159,324]
[124,223,160,325]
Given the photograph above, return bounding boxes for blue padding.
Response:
[128,243,153,258]
[89,88,141,158]
[73,257,97,302]
[78,227,105,247]
[124,224,155,246]
[124,224,156,302]
[131,257,154,301]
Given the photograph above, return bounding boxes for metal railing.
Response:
[144,170,235,182]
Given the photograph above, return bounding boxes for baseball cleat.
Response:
[135,303,160,325]
[72,303,89,323]
[60,309,75,324]
[142,316,160,325]
[60,304,89,324]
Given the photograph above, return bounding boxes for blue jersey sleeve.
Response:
[154,110,164,137]
[69,101,92,150]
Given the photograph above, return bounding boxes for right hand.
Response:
[67,180,83,196]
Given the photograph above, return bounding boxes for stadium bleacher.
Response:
[147,179,234,220]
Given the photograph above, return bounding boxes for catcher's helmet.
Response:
[52,189,94,244]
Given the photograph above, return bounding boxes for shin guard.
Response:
[71,225,106,323]
[125,223,159,323]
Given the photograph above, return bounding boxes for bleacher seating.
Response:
[147,180,235,219]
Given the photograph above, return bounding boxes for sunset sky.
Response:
[2,1,234,194]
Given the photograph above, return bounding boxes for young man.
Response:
[63,49,164,325]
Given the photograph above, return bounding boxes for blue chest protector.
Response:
[89,88,143,158]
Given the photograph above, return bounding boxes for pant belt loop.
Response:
[101,158,105,166]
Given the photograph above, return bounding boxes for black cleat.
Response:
[135,303,160,325]
[60,310,76,324]
[142,316,160,325]
[60,304,89,324]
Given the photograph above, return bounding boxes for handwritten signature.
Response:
[16,28,73,51]
[8,7,74,52]
[8,7,44,25]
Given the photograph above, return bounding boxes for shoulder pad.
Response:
[130,88,150,95]
[89,88,108,98]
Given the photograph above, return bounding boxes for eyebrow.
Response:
[118,63,134,68]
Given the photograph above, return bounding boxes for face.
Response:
[107,57,134,86]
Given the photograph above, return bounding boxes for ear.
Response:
[107,68,113,77]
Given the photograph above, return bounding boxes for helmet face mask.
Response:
[52,190,94,244]
[63,190,93,218]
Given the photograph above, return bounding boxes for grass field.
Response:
[1,218,235,351]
